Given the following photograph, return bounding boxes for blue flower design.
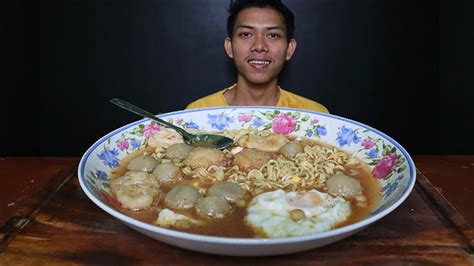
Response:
[129,139,141,149]
[368,148,378,159]
[316,126,327,136]
[381,183,395,198]
[252,117,264,127]
[97,148,120,168]
[96,170,108,181]
[305,129,313,137]
[381,175,404,198]
[208,114,234,130]
[184,121,199,129]
[336,126,361,147]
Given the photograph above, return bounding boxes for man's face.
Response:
[225,7,297,86]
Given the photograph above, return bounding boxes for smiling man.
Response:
[186,0,328,113]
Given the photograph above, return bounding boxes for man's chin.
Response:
[243,76,276,86]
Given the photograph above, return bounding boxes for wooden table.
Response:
[1,156,473,265]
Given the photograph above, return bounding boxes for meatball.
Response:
[165,143,194,159]
[195,196,231,219]
[237,133,288,152]
[183,147,228,169]
[110,171,160,210]
[165,184,202,209]
[279,141,305,157]
[152,163,181,184]
[233,148,274,172]
[208,181,244,202]
[127,155,159,172]
[326,174,363,198]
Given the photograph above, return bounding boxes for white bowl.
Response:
[78,106,416,256]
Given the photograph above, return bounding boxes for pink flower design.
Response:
[176,118,184,125]
[311,118,319,125]
[238,114,252,123]
[372,153,398,179]
[272,113,296,135]
[361,138,375,149]
[102,192,121,209]
[144,124,161,139]
[117,140,129,151]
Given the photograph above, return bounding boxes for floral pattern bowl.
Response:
[78,106,416,256]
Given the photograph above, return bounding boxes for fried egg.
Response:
[245,189,351,238]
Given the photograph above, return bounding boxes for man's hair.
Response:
[226,0,295,41]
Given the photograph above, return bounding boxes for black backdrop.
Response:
[3,0,474,156]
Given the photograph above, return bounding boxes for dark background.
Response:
[2,0,473,156]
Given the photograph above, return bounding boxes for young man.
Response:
[186,0,328,113]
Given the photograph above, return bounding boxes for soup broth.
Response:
[109,132,381,238]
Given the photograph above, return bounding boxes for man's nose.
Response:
[251,35,268,53]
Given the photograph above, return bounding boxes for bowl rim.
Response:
[78,106,416,245]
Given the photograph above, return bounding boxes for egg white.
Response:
[246,189,351,238]
[156,208,199,227]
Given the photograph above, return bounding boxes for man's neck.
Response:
[224,78,280,106]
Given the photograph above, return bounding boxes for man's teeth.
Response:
[249,60,270,65]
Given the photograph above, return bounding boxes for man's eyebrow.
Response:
[266,26,285,31]
[235,25,285,31]
[236,25,255,30]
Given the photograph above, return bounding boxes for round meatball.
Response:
[152,163,181,184]
[279,141,305,157]
[183,147,228,169]
[326,174,363,198]
[195,196,231,219]
[165,143,194,159]
[208,181,244,202]
[165,184,202,209]
[127,155,159,172]
[110,171,160,210]
[233,148,274,172]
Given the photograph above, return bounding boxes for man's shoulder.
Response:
[185,89,227,109]
[280,89,329,113]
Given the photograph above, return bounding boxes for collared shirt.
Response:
[186,84,329,113]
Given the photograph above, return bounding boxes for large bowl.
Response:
[78,106,416,256]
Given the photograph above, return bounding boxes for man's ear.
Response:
[224,37,234,58]
[285,39,297,60]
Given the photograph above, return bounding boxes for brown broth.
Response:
[109,138,381,238]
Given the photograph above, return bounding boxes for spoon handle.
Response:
[110,98,192,138]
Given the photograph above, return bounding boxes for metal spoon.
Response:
[110,98,234,150]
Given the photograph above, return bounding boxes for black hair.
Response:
[226,0,295,41]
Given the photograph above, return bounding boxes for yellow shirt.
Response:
[186,84,329,113]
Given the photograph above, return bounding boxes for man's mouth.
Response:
[248,60,271,69]
[248,60,271,65]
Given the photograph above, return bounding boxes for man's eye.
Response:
[239,32,252,38]
[268,33,281,39]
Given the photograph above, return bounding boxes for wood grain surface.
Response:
[0,157,80,225]
[1,167,473,265]
[414,155,474,225]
